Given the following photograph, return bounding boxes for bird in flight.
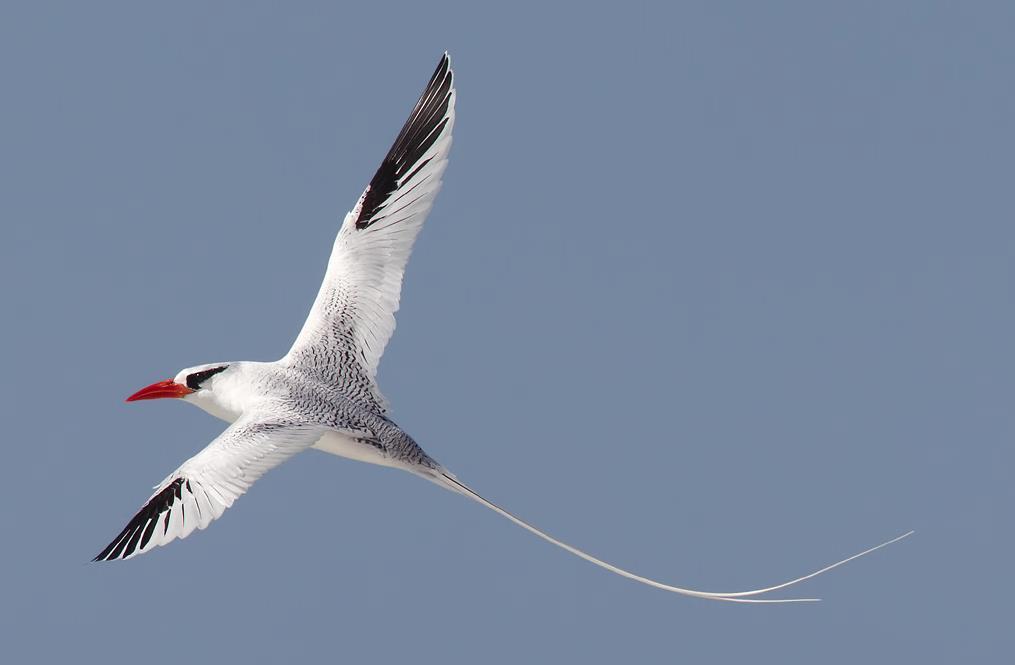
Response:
[94,53,910,602]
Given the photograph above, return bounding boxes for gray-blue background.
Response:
[1,1,1010,662]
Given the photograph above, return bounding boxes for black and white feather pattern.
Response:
[354,54,454,230]
[92,54,909,600]
[285,54,456,411]
[94,418,322,561]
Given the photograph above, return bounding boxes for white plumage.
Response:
[95,53,910,602]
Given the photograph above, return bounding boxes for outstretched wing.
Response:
[284,53,456,411]
[94,417,323,561]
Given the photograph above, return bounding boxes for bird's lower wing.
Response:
[94,417,324,561]
[427,470,912,603]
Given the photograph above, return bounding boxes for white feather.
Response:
[285,56,456,411]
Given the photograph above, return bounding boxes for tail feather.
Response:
[427,470,912,603]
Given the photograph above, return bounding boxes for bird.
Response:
[94,53,911,602]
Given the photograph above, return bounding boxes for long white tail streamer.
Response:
[432,471,912,603]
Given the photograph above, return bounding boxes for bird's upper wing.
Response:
[94,416,323,561]
[284,53,456,411]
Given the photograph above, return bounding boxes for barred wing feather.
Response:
[94,417,322,561]
[286,54,456,411]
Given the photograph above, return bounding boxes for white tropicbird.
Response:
[95,53,911,602]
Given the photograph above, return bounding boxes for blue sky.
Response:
[0,2,1011,662]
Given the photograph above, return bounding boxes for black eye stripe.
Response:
[186,366,228,390]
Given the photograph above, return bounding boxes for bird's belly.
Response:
[311,431,399,469]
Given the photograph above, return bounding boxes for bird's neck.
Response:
[189,361,269,423]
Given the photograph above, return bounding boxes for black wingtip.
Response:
[92,537,121,562]
[354,53,455,230]
[92,478,186,562]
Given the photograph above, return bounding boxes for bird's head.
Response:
[126,363,244,421]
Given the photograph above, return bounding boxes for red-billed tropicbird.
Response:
[94,53,911,602]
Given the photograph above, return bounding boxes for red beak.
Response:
[126,379,195,402]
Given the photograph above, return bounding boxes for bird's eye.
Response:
[185,366,228,390]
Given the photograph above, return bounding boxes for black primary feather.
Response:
[356,54,453,230]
